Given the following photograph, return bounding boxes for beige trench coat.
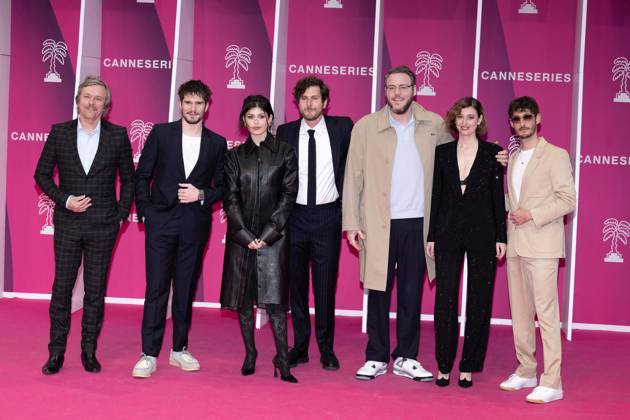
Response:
[342,103,452,291]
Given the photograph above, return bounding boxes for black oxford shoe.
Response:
[81,352,102,373]
[42,354,64,375]
[320,352,340,371]
[288,348,309,368]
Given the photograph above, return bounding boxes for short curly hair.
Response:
[292,76,330,103]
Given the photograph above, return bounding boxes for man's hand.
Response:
[495,145,509,167]
[496,242,507,259]
[509,208,533,226]
[178,183,200,203]
[426,241,435,260]
[247,239,267,250]
[346,230,365,251]
[67,195,92,213]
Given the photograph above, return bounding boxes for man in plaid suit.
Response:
[34,76,134,374]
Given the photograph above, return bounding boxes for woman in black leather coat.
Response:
[220,95,299,382]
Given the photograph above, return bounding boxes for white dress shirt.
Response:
[182,133,201,178]
[77,119,101,175]
[512,147,535,203]
[296,117,339,205]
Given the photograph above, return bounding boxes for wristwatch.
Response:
[198,189,205,202]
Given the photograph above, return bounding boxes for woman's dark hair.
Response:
[445,96,487,136]
[239,95,274,128]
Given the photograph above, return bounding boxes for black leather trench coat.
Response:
[220,134,298,309]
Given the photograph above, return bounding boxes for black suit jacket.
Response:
[276,115,353,197]
[34,119,135,227]
[427,140,507,252]
[135,120,226,233]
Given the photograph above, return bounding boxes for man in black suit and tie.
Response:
[35,76,135,374]
[132,80,226,378]
[277,77,353,370]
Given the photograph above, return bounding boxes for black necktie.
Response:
[307,129,316,207]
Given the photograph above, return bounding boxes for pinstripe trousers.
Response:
[289,202,341,356]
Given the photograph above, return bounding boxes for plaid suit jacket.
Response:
[34,119,135,227]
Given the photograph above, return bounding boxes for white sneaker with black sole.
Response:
[393,357,434,382]
[355,361,387,380]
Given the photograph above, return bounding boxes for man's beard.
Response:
[183,113,203,125]
[387,96,413,115]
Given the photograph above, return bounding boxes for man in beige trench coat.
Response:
[343,65,507,381]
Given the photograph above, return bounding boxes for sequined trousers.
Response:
[434,247,497,374]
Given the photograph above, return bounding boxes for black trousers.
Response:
[141,210,207,356]
[366,218,426,362]
[434,247,496,373]
[289,202,341,356]
[49,220,119,355]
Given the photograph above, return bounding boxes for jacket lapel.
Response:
[324,116,341,181]
[87,120,107,177]
[68,120,87,177]
[289,120,301,162]
[508,149,518,210]
[174,120,186,179]
[187,126,210,181]
[518,138,547,206]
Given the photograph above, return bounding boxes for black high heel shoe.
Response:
[273,356,298,383]
[241,351,257,376]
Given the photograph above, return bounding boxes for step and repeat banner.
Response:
[4,0,630,326]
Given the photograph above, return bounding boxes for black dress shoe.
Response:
[81,352,102,373]
[42,354,64,375]
[320,353,340,371]
[435,377,450,387]
[458,377,473,388]
[288,348,309,368]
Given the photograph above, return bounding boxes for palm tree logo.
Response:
[508,135,521,156]
[324,0,343,8]
[603,218,630,263]
[220,206,227,244]
[518,0,538,14]
[129,119,154,163]
[415,51,443,96]
[37,193,55,235]
[612,57,630,103]
[225,44,252,89]
[42,39,68,83]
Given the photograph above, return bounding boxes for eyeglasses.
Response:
[510,114,535,124]
[385,84,414,93]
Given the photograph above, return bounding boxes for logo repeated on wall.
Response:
[612,57,630,103]
[518,0,538,14]
[603,218,629,263]
[508,135,521,156]
[220,206,227,244]
[324,0,343,8]
[129,119,154,163]
[42,39,68,83]
[415,51,443,97]
[225,44,252,90]
[37,193,55,235]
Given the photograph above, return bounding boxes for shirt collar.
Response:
[78,118,101,136]
[388,109,415,129]
[300,116,327,136]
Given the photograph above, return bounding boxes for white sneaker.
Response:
[132,354,157,378]
[500,373,538,391]
[393,357,434,382]
[355,361,387,380]
[526,386,564,404]
[169,348,200,371]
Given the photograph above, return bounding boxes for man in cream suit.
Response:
[500,96,575,404]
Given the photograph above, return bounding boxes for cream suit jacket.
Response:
[506,137,576,258]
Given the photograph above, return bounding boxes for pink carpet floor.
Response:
[0,298,628,419]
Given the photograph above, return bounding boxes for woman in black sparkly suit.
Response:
[426,97,507,388]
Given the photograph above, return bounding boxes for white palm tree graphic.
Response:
[612,57,630,103]
[415,51,443,96]
[518,0,538,14]
[42,39,68,83]
[38,193,55,235]
[225,44,252,89]
[129,119,154,163]
[603,218,630,263]
[508,135,521,156]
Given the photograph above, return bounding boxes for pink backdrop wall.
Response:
[4,0,630,327]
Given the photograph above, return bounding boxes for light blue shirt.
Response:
[389,112,424,219]
[77,119,101,174]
